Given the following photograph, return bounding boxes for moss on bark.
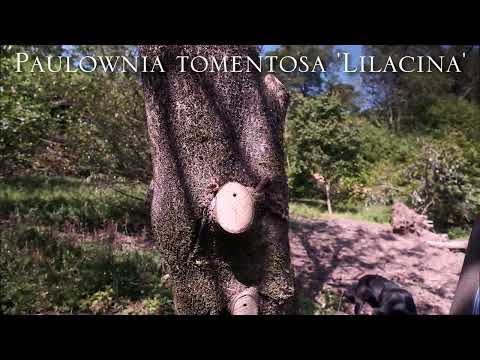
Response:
[141,45,295,314]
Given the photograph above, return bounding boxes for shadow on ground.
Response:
[289,217,465,315]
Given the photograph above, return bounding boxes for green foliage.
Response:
[358,121,417,165]
[447,227,470,241]
[265,45,338,96]
[81,287,114,314]
[0,45,151,181]
[0,175,172,315]
[0,225,173,314]
[356,94,480,222]
[297,290,347,315]
[423,97,480,160]
[355,121,417,206]
[290,200,391,224]
[0,47,57,174]
[361,45,475,131]
[357,94,480,231]
[405,143,480,232]
[286,93,362,200]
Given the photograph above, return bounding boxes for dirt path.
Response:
[289,217,465,315]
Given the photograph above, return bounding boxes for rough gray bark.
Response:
[140,45,296,314]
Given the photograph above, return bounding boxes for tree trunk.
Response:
[388,106,394,130]
[450,217,480,314]
[325,181,333,215]
[140,45,296,315]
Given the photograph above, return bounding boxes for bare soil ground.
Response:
[111,216,465,314]
[289,217,465,315]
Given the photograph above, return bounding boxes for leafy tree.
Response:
[265,45,338,96]
[362,45,461,131]
[286,93,362,212]
[0,46,56,175]
[1,45,151,182]
[446,45,480,103]
[422,95,480,143]
[326,83,362,114]
[42,54,150,181]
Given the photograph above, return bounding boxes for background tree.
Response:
[358,45,480,231]
[362,45,452,131]
[286,93,362,213]
[265,45,338,96]
[0,45,151,182]
[361,45,479,132]
[326,82,362,114]
[0,46,55,175]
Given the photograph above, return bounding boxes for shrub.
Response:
[405,143,479,232]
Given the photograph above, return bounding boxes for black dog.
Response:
[344,275,417,315]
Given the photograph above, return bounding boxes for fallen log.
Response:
[426,240,468,251]
[392,202,433,235]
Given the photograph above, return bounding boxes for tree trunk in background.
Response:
[325,182,333,215]
[140,45,296,314]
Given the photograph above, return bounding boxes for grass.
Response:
[447,227,471,241]
[0,176,173,315]
[0,176,148,232]
[0,223,174,314]
[297,290,349,315]
[0,175,386,315]
[290,199,392,224]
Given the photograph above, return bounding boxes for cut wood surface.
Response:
[228,287,258,315]
[214,182,254,234]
